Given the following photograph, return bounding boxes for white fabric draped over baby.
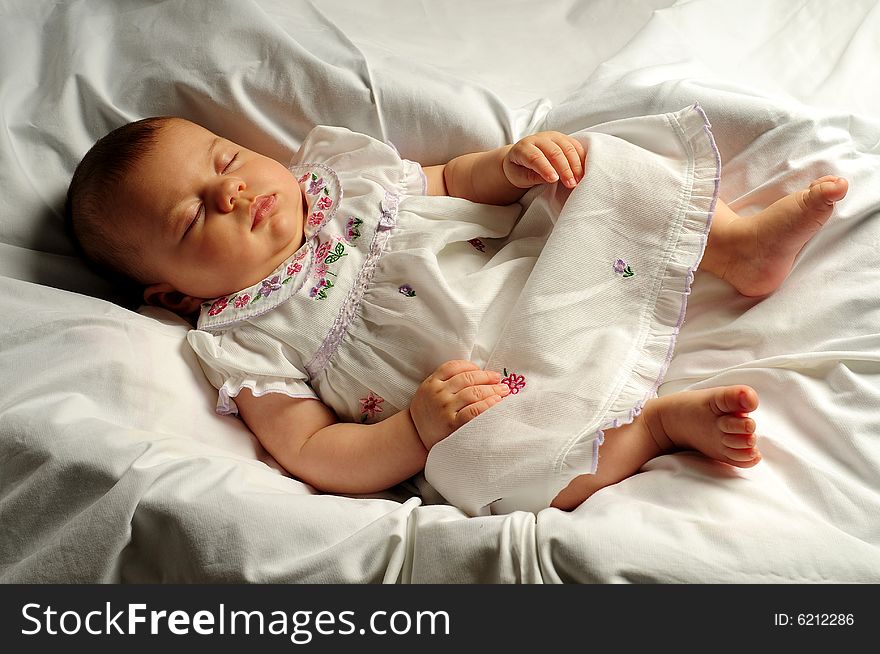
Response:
[425,104,720,515]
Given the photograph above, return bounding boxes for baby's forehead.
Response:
[130,119,219,182]
[155,118,217,150]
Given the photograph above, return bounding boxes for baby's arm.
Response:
[423,132,586,205]
[235,389,427,494]
[233,360,509,494]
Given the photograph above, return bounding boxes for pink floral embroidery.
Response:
[317,195,333,210]
[359,391,385,422]
[313,263,329,278]
[501,368,526,394]
[308,211,324,227]
[297,173,310,184]
[234,294,251,309]
[345,217,363,243]
[315,240,332,261]
[306,238,347,299]
[287,262,302,276]
[207,297,228,316]
[468,238,486,252]
[398,284,416,297]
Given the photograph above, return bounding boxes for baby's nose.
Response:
[214,178,246,213]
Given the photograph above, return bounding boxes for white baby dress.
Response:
[188,103,720,516]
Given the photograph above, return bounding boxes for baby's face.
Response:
[123,118,305,299]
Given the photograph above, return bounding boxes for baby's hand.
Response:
[409,360,510,451]
[502,131,586,190]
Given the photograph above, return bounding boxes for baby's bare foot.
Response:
[550,386,761,511]
[645,386,762,468]
[720,176,848,297]
[549,385,762,510]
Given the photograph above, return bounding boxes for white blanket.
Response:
[2,0,879,582]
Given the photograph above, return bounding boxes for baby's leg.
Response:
[699,176,848,297]
[550,386,760,510]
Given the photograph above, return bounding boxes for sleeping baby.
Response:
[64,107,848,513]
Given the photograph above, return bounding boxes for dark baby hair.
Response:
[64,116,171,303]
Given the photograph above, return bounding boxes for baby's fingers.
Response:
[538,135,585,188]
[454,382,510,406]
[453,393,505,428]
[511,142,560,185]
[446,368,502,393]
[451,382,508,426]
[553,135,586,187]
[431,359,482,382]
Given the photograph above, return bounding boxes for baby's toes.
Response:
[808,176,848,206]
[718,415,756,435]
[720,432,761,466]
[715,385,759,415]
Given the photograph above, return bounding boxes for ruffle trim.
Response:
[216,377,318,416]
[555,102,721,483]
[402,158,428,196]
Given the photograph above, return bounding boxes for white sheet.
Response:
[2,0,879,582]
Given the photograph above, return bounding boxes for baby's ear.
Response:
[144,282,204,317]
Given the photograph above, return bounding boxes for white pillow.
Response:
[0,275,432,582]
[0,275,272,463]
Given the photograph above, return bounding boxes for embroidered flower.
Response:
[287,262,302,276]
[308,211,324,227]
[398,284,416,297]
[308,177,325,196]
[234,294,251,309]
[305,238,346,300]
[207,297,228,316]
[315,240,332,262]
[313,263,329,278]
[359,391,385,422]
[309,278,333,300]
[613,259,634,278]
[501,368,526,395]
[346,217,363,243]
[468,238,486,252]
[259,276,283,298]
[297,172,310,184]
[316,195,333,210]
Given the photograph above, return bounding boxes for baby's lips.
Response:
[250,193,276,228]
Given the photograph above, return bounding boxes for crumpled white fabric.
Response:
[3,0,880,584]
